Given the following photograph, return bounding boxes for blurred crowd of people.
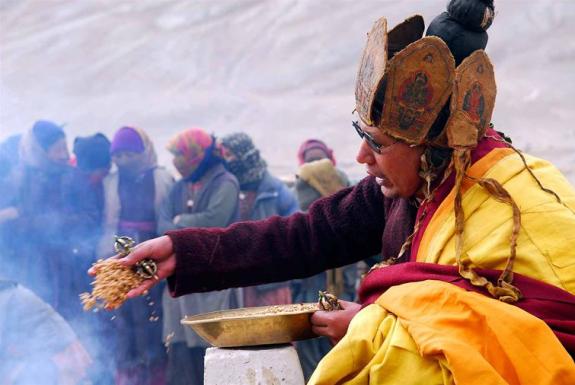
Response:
[0,120,369,385]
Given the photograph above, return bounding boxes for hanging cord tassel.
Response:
[397,151,455,260]
[475,178,522,293]
[485,134,573,215]
[419,150,436,201]
[453,148,522,303]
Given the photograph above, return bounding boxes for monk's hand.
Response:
[311,300,362,345]
[88,235,176,298]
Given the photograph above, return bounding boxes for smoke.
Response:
[0,126,173,385]
[0,280,93,385]
[0,134,117,385]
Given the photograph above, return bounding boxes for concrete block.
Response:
[204,344,305,385]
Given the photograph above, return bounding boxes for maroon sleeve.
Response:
[166,176,386,295]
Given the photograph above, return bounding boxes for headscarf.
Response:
[220,133,267,188]
[110,126,157,174]
[297,139,336,166]
[32,120,66,151]
[167,128,221,182]
[110,126,145,154]
[19,120,67,171]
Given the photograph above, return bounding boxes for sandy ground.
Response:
[1,0,574,183]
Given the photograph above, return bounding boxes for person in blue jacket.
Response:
[220,132,299,307]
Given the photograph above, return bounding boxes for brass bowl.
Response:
[181,303,319,347]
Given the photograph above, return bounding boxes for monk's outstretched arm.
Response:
[166,176,386,295]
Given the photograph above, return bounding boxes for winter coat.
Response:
[98,167,174,257]
[52,168,108,322]
[98,166,174,369]
[246,171,299,220]
[295,166,350,212]
[11,164,75,309]
[158,163,241,347]
[241,171,299,304]
[293,165,357,302]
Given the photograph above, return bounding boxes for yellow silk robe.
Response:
[309,149,575,385]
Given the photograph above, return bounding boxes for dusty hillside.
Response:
[1,0,574,182]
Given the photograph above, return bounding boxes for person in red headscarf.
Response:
[158,128,242,385]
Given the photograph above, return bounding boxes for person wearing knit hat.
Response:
[158,127,242,385]
[73,133,111,172]
[293,138,355,381]
[64,133,111,247]
[116,1,575,383]
[100,126,173,385]
[63,133,112,266]
[220,132,298,308]
[297,139,336,166]
[55,132,114,384]
[295,139,349,211]
[220,132,268,189]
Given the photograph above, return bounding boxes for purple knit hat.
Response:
[110,126,145,154]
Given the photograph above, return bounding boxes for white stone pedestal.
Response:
[204,344,305,385]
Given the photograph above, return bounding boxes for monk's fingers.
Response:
[338,300,356,309]
[154,253,177,280]
[126,279,157,299]
[120,236,174,267]
[311,324,331,337]
[311,325,340,346]
[311,310,336,325]
[119,241,155,267]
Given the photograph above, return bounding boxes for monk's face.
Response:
[355,122,424,198]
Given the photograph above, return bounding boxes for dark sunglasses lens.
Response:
[353,121,382,153]
[365,135,381,153]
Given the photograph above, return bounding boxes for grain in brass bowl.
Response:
[181,303,319,347]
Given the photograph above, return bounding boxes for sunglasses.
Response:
[352,121,397,154]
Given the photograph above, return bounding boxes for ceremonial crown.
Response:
[355,15,496,150]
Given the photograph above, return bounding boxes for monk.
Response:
[102,1,575,383]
